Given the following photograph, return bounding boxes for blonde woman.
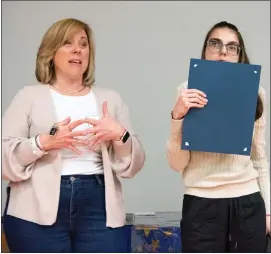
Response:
[2,18,145,253]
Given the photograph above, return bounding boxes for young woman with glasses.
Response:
[167,21,270,252]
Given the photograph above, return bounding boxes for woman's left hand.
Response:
[267,215,270,235]
[85,101,126,150]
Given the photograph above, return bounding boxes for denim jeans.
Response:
[3,174,129,253]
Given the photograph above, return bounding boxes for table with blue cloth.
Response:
[126,212,182,253]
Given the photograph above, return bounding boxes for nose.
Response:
[72,44,81,54]
[220,44,227,55]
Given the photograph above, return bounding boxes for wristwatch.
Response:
[120,130,130,143]
[49,124,59,136]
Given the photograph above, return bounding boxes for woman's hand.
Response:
[84,101,126,151]
[172,88,208,120]
[267,215,270,235]
[39,117,91,155]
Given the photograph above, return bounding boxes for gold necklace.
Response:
[51,84,86,94]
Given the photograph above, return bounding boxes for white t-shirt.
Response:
[50,89,103,176]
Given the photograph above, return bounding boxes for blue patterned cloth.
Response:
[126,212,182,253]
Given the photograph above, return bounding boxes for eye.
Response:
[79,40,88,48]
[227,44,238,52]
[208,40,220,48]
[63,40,72,45]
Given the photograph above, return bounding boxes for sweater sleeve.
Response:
[250,86,270,214]
[166,81,191,172]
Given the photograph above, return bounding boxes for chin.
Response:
[66,72,83,80]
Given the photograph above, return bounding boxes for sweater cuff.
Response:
[16,138,45,166]
[170,118,184,136]
[112,138,132,157]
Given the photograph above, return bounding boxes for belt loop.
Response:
[95,175,103,185]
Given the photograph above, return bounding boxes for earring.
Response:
[49,61,54,68]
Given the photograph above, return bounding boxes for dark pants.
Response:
[181,192,266,253]
[3,174,128,253]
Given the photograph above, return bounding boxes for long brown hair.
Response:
[201,21,263,121]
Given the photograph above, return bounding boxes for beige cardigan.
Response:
[2,84,145,227]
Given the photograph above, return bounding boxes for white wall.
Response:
[2,1,270,214]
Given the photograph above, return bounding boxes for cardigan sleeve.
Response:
[107,92,145,178]
[2,87,44,182]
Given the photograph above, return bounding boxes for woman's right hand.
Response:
[172,89,208,120]
[39,117,91,155]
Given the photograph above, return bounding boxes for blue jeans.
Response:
[3,174,129,253]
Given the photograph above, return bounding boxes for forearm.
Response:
[251,88,270,214]
[1,87,47,181]
[15,136,46,165]
[2,136,45,182]
[110,135,145,178]
[112,137,132,158]
[110,120,134,168]
[255,160,271,214]
[166,118,190,172]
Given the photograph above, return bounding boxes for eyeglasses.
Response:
[207,39,242,56]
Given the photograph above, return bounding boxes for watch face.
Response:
[122,131,130,143]
[49,126,58,136]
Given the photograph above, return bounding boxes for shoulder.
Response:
[10,83,48,103]
[258,85,266,100]
[24,83,49,92]
[15,83,48,97]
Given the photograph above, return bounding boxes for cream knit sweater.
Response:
[167,82,270,214]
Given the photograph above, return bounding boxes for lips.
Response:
[68,59,82,64]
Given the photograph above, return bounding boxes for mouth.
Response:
[68,59,82,64]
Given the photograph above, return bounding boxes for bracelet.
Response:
[35,135,44,151]
[30,136,45,156]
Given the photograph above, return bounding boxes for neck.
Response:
[53,75,84,92]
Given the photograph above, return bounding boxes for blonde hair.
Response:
[35,18,95,87]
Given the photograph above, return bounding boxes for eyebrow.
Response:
[65,36,88,42]
[209,37,239,45]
